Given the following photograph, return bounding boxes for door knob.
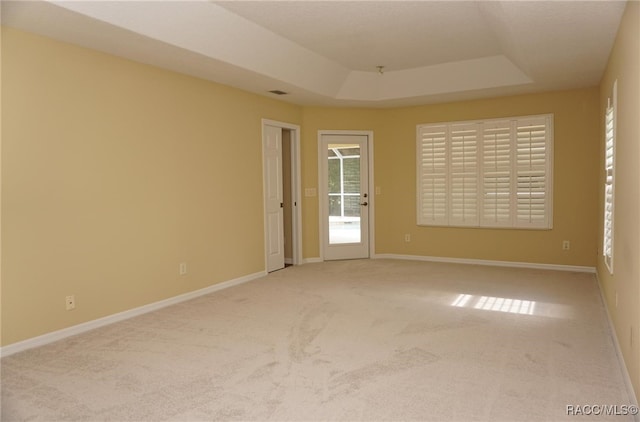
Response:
[360,201,368,206]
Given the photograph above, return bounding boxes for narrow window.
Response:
[603,81,617,274]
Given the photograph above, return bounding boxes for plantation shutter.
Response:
[515,116,550,228]
[417,125,448,225]
[603,99,615,273]
[417,114,552,229]
[449,123,479,226]
[481,121,513,226]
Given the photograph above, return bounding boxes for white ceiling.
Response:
[1,0,627,108]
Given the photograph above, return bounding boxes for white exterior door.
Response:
[320,134,370,260]
[264,125,285,272]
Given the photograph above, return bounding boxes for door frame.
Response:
[262,119,302,269]
[318,130,375,261]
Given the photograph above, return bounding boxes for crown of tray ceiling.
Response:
[1,0,627,107]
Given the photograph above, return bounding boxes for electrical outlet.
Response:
[405,234,411,242]
[562,240,570,250]
[179,262,187,276]
[65,295,75,311]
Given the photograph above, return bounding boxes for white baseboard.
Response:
[302,257,322,264]
[595,272,639,416]
[373,253,596,273]
[0,270,267,358]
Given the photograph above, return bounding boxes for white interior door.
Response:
[264,125,285,271]
[320,134,370,260]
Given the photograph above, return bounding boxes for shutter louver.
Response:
[417,114,552,229]
[418,125,448,225]
[603,103,614,272]
[449,124,479,226]
[481,121,512,226]
[516,117,548,228]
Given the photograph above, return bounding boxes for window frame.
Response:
[416,114,554,230]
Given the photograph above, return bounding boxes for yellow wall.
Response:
[0,24,4,347]
[1,28,301,345]
[597,1,640,401]
[300,107,385,258]
[380,89,600,266]
[302,89,601,267]
[0,23,615,348]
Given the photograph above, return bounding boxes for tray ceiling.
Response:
[2,0,627,107]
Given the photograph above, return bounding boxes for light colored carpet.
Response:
[1,259,635,421]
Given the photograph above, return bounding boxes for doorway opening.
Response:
[262,119,302,272]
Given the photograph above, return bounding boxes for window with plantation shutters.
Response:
[481,121,512,227]
[516,117,550,228]
[417,114,553,229]
[418,125,448,225]
[603,82,616,274]
[449,124,479,226]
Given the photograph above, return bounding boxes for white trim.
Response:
[302,257,323,264]
[261,119,302,269]
[373,253,595,273]
[292,128,303,266]
[595,273,640,418]
[367,133,376,258]
[0,271,266,358]
[317,135,325,261]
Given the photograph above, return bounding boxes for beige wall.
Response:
[597,1,640,401]
[1,28,301,346]
[380,89,600,266]
[0,24,4,347]
[301,89,601,267]
[300,107,385,258]
[0,20,625,352]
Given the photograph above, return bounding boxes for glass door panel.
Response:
[320,133,369,261]
[328,144,361,244]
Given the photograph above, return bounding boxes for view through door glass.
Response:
[328,143,361,244]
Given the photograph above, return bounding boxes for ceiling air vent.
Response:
[268,90,288,95]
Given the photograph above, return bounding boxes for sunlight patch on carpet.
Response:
[452,293,536,315]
